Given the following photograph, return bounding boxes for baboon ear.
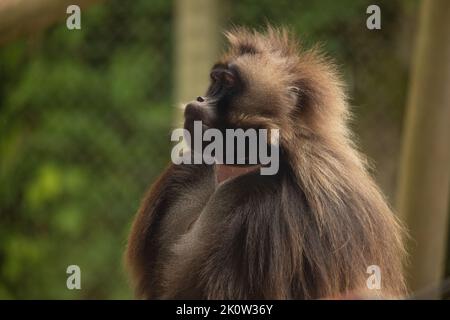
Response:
[288,86,300,103]
[292,78,319,111]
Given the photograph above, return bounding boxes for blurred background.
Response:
[0,0,449,299]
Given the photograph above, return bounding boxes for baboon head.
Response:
[184,26,349,151]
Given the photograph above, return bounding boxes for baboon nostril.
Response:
[196,96,205,103]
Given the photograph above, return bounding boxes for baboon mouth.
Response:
[183,118,211,133]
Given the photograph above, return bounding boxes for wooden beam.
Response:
[0,0,100,45]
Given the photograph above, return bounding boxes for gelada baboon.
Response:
[126,27,406,299]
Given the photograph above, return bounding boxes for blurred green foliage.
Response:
[0,0,417,299]
[0,0,173,299]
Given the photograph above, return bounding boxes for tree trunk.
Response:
[173,0,222,127]
[396,0,450,297]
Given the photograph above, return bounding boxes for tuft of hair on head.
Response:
[223,25,301,59]
[223,25,349,142]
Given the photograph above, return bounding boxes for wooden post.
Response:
[396,0,450,296]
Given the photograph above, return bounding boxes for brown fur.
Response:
[125,26,407,299]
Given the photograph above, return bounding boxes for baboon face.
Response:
[184,27,346,151]
[184,31,300,137]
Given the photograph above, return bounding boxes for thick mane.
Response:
[225,26,407,297]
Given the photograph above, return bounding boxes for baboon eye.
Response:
[222,71,235,88]
[210,69,235,88]
[210,70,222,83]
[210,71,218,82]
